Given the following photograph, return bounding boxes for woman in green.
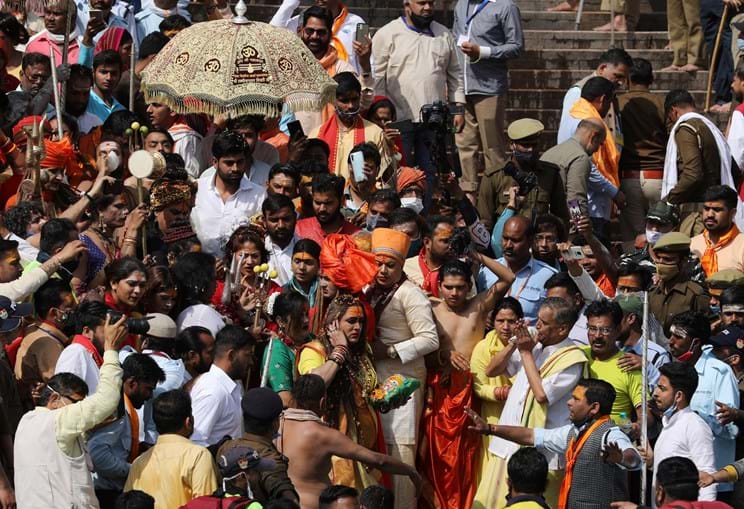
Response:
[261,291,311,407]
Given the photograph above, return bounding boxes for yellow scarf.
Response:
[569,98,620,187]
[520,345,587,428]
[331,4,349,62]
[702,224,741,276]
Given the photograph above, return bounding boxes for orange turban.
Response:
[12,116,52,141]
[41,136,77,174]
[396,166,427,193]
[320,234,377,293]
[371,228,411,262]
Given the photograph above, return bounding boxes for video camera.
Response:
[503,161,538,196]
[107,311,152,336]
[419,101,464,177]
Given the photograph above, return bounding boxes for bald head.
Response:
[502,216,533,268]
[573,119,606,156]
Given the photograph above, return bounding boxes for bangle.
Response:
[83,192,94,202]
[1,142,16,155]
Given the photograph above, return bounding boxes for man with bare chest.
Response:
[277,375,421,509]
[418,254,515,509]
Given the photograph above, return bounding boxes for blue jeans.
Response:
[701,0,733,104]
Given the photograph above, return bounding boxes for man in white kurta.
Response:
[369,227,439,508]
[473,298,586,509]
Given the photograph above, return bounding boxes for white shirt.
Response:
[191,171,267,257]
[265,235,297,286]
[5,233,39,263]
[654,406,717,501]
[199,160,271,189]
[489,338,584,469]
[177,304,226,337]
[269,0,367,75]
[534,421,641,470]
[728,107,744,172]
[55,343,100,393]
[569,304,589,345]
[190,363,244,447]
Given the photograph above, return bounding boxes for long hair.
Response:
[319,293,373,430]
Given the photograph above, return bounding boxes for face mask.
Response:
[710,305,721,315]
[407,237,422,258]
[645,229,662,245]
[663,400,678,419]
[401,196,424,214]
[675,339,699,363]
[738,39,744,51]
[655,262,680,283]
[335,106,359,123]
[409,11,433,30]
[365,212,387,231]
[513,149,538,165]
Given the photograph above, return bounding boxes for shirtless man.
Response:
[418,254,515,509]
[278,374,422,509]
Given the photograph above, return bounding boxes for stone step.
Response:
[511,48,675,69]
[524,30,670,49]
[521,11,666,31]
[503,107,727,124]
[507,88,707,109]
[518,0,661,12]
[246,4,664,30]
[509,69,709,89]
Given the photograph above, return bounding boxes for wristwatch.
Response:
[386,345,399,359]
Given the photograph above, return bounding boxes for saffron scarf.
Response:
[71,334,104,367]
[124,393,140,462]
[569,98,619,187]
[701,224,741,276]
[316,114,366,174]
[557,415,611,509]
[330,4,350,62]
[418,249,440,297]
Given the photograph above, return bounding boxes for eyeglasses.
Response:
[302,27,328,37]
[50,387,84,405]
[587,325,615,336]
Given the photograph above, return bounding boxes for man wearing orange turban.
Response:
[366,227,438,508]
[396,166,427,195]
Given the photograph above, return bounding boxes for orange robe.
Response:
[417,370,480,509]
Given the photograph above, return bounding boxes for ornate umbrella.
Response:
[140,1,336,118]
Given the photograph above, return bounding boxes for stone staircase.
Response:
[245,0,714,150]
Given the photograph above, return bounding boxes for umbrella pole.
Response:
[137,178,147,257]
[129,45,136,112]
[640,291,650,504]
[49,51,64,140]
[705,4,730,112]
[60,0,74,113]
[260,337,274,388]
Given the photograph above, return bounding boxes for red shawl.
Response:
[316,114,365,174]
[71,334,104,367]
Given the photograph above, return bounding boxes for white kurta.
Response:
[374,279,439,445]
[489,338,584,470]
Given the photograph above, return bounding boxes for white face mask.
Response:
[401,196,424,214]
[645,229,662,245]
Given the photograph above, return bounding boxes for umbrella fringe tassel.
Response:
[142,83,337,119]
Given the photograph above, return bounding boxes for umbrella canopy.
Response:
[140,17,337,118]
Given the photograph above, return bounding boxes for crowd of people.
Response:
[0,0,744,508]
